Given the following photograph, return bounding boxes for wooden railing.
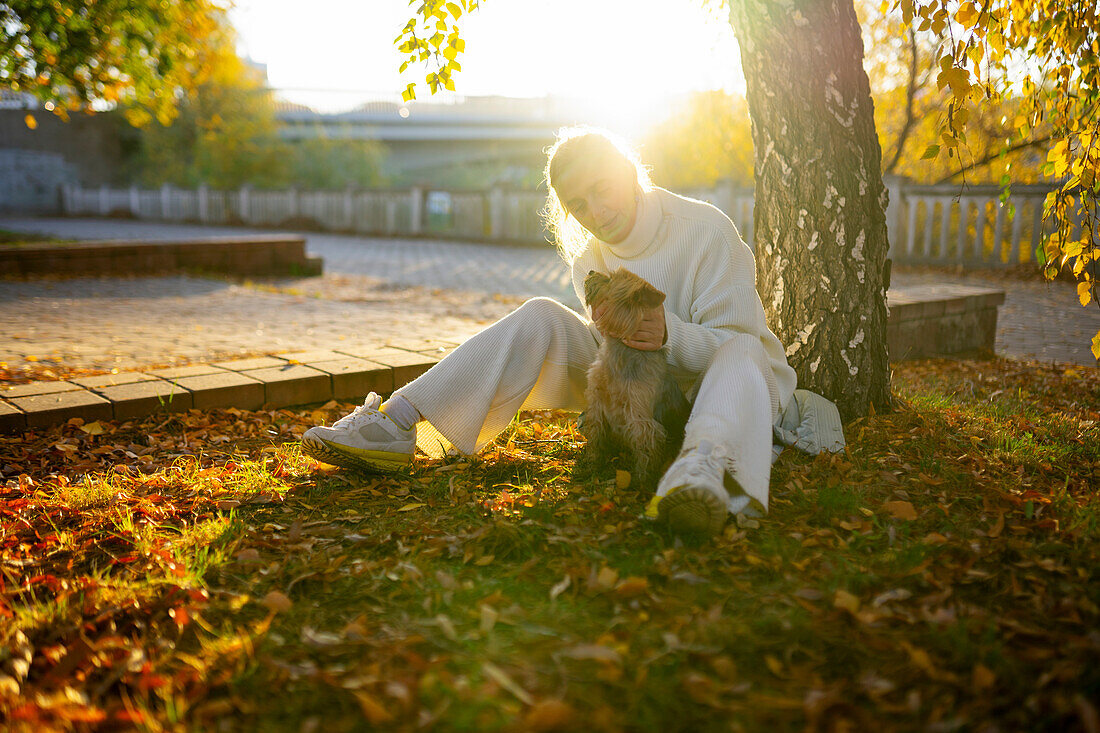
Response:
[60,178,1070,266]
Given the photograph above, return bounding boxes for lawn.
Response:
[2,356,1098,731]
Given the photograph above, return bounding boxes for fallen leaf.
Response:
[79,421,105,435]
[398,502,426,511]
[559,644,622,664]
[764,655,787,678]
[353,691,394,724]
[834,589,861,614]
[882,500,918,520]
[261,590,292,613]
[524,699,576,732]
[615,470,631,489]
[988,512,1005,538]
[973,663,995,690]
[614,576,649,598]
[549,576,571,600]
[480,604,498,633]
[482,661,533,705]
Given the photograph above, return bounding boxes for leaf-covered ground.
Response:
[2,356,1098,731]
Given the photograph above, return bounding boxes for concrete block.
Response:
[362,351,440,389]
[214,356,288,372]
[919,298,946,319]
[70,372,163,389]
[170,371,265,410]
[307,358,393,400]
[95,380,193,420]
[147,364,229,379]
[1,380,84,399]
[942,296,969,315]
[242,364,332,408]
[11,389,113,428]
[0,400,26,433]
[887,300,922,323]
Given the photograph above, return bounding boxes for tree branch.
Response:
[883,26,920,174]
[933,135,1052,184]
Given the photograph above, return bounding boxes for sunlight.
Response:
[229,0,744,140]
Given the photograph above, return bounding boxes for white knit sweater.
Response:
[570,187,797,410]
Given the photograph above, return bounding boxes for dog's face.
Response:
[584,268,665,338]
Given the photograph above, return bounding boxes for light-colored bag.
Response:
[772,389,846,462]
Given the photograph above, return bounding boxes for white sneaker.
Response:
[646,441,743,539]
[301,392,415,472]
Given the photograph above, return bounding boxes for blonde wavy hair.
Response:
[541,126,654,264]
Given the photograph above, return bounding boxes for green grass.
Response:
[1,356,1098,731]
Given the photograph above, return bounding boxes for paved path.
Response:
[1,216,1097,371]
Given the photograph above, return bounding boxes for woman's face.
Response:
[553,155,638,244]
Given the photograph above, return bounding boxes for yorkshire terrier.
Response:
[576,268,691,488]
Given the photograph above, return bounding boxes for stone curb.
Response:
[0,235,323,278]
[0,285,1006,434]
[0,341,455,433]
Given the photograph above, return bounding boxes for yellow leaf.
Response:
[79,421,105,435]
[596,565,619,589]
[764,655,787,678]
[615,470,631,489]
[1092,330,1100,361]
[955,1,979,28]
[973,664,996,690]
[883,500,918,520]
[24,114,37,130]
[834,589,861,614]
[398,502,426,511]
[613,576,649,598]
[353,691,394,725]
[1079,281,1093,307]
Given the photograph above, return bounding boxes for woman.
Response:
[301,127,797,540]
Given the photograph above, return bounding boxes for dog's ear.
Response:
[583,270,610,307]
[633,281,666,310]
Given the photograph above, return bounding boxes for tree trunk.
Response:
[728,0,893,422]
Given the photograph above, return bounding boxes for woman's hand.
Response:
[592,303,667,351]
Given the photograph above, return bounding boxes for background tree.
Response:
[122,17,387,190]
[1,0,228,126]
[860,0,1050,185]
[900,0,1099,358]
[642,90,754,190]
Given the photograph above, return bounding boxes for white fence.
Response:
[59,178,1073,266]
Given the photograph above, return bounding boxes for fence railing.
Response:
[60,178,1071,267]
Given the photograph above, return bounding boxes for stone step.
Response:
[0,285,1005,433]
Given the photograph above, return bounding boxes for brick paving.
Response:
[2,216,1098,371]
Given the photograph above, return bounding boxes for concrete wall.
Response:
[0,109,124,213]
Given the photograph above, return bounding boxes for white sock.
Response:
[380,395,420,431]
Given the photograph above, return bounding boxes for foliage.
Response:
[0,0,229,127]
[123,18,286,190]
[1,358,1098,728]
[123,19,387,190]
[896,0,1100,358]
[860,0,1050,184]
[394,0,478,101]
[642,90,754,189]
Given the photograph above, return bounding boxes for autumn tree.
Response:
[859,0,1049,185]
[642,90,754,190]
[899,0,1100,358]
[0,0,229,126]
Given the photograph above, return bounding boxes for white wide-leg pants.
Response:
[396,297,781,511]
